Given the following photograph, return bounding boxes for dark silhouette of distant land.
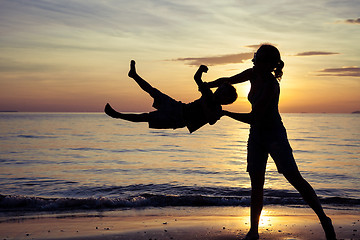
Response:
[0,110,18,112]
[352,110,360,114]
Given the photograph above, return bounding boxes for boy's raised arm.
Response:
[194,65,208,87]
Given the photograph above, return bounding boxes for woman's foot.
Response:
[243,231,259,240]
[321,216,337,240]
[128,60,137,78]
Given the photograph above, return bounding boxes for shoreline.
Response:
[1,206,359,240]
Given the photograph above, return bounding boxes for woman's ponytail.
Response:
[274,60,284,81]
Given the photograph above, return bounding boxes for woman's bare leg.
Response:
[104,103,149,122]
[283,170,337,240]
[243,171,265,240]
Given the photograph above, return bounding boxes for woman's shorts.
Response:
[247,124,299,174]
[148,88,186,129]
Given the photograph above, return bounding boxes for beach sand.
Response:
[0,206,359,240]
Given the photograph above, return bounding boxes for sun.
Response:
[236,81,251,98]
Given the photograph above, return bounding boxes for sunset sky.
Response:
[0,0,359,113]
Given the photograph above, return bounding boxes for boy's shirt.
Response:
[183,83,222,133]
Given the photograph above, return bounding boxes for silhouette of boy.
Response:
[105,60,237,133]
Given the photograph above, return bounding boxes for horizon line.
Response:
[1,111,359,114]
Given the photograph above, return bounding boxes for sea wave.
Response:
[1,192,358,212]
[17,134,57,139]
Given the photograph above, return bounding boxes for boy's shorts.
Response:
[247,124,299,174]
[148,88,186,129]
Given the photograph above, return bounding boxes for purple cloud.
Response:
[345,18,360,24]
[316,67,360,77]
[295,51,339,56]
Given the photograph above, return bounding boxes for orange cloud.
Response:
[244,44,262,50]
[244,43,276,50]
[173,52,253,66]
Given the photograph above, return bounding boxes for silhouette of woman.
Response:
[207,44,337,240]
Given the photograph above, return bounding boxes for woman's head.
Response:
[252,44,284,81]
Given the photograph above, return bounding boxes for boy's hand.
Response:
[199,65,208,73]
[194,65,208,87]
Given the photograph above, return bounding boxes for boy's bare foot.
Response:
[128,60,137,78]
[104,103,121,118]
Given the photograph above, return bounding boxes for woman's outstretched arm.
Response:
[222,110,253,124]
[207,68,253,88]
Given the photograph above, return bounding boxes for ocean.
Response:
[0,112,359,213]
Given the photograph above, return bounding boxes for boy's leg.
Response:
[128,60,158,98]
[104,103,149,122]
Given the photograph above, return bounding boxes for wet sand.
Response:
[0,206,359,240]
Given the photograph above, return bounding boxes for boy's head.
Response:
[214,83,238,105]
